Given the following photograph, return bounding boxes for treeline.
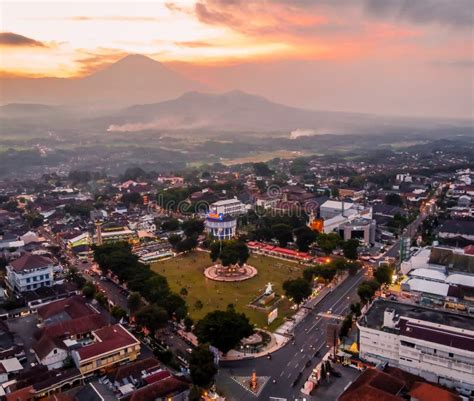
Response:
[92,242,187,331]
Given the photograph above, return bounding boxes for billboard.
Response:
[207,212,224,221]
[268,308,278,325]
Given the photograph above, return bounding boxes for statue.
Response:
[264,282,273,295]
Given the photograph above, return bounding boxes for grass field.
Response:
[151,251,304,330]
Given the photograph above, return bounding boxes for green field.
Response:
[151,251,304,330]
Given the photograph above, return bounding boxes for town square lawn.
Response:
[151,251,304,330]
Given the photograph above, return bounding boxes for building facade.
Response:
[210,198,246,216]
[358,299,474,397]
[6,253,54,293]
[204,214,237,240]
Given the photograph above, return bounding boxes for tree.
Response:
[127,292,142,315]
[182,219,205,238]
[253,162,273,177]
[294,226,317,252]
[271,223,293,247]
[194,310,254,354]
[317,233,341,255]
[283,278,312,304]
[163,293,187,320]
[350,303,361,317]
[184,316,194,332]
[161,218,180,231]
[135,304,168,334]
[342,239,359,260]
[111,305,127,320]
[189,345,218,388]
[339,314,353,339]
[175,237,198,253]
[82,284,96,298]
[357,280,380,304]
[374,265,394,286]
[252,227,273,242]
[210,240,249,267]
[385,193,403,207]
[121,192,143,207]
[25,212,44,228]
[168,233,182,249]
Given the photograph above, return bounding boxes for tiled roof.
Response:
[39,313,107,340]
[37,296,93,321]
[107,357,160,383]
[123,376,189,401]
[10,253,52,272]
[409,382,461,401]
[33,336,66,361]
[76,324,138,361]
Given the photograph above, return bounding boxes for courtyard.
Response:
[151,251,304,330]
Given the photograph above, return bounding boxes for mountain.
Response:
[0,55,207,109]
[104,90,472,134]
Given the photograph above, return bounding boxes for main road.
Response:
[217,268,367,401]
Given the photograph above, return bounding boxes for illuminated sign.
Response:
[268,308,278,325]
[207,213,224,221]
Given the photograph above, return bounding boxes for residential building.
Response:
[71,324,140,375]
[210,198,246,216]
[358,299,474,396]
[6,253,54,294]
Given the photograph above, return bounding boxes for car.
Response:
[305,360,312,367]
[327,308,333,314]
[313,350,320,358]
[330,369,342,377]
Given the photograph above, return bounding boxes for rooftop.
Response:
[361,299,474,332]
[75,324,139,362]
[9,253,53,273]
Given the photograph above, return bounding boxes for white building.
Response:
[204,214,237,240]
[33,336,68,370]
[210,198,246,216]
[319,200,356,220]
[358,299,474,396]
[6,253,54,293]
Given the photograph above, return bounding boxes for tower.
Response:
[95,220,103,246]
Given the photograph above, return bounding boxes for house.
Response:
[6,253,55,294]
[32,336,68,370]
[71,324,140,375]
[338,366,461,401]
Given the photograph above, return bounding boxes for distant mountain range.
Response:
[1,54,472,135]
[103,90,473,134]
[0,54,207,108]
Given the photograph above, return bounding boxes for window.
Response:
[26,278,31,283]
[449,352,454,358]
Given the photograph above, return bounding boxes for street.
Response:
[217,269,366,401]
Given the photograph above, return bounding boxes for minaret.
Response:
[95,220,103,246]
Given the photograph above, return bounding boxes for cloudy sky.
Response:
[0,0,473,118]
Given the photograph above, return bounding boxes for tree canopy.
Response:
[189,345,218,388]
[194,310,254,354]
[283,278,312,304]
[210,240,249,267]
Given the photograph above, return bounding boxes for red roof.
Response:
[409,382,461,401]
[143,370,171,384]
[10,253,52,272]
[6,386,35,401]
[39,313,107,339]
[464,244,474,255]
[37,296,93,321]
[76,324,138,361]
[126,376,189,401]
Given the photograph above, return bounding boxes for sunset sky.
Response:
[0,0,473,118]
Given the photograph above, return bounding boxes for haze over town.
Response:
[0,2,473,401]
